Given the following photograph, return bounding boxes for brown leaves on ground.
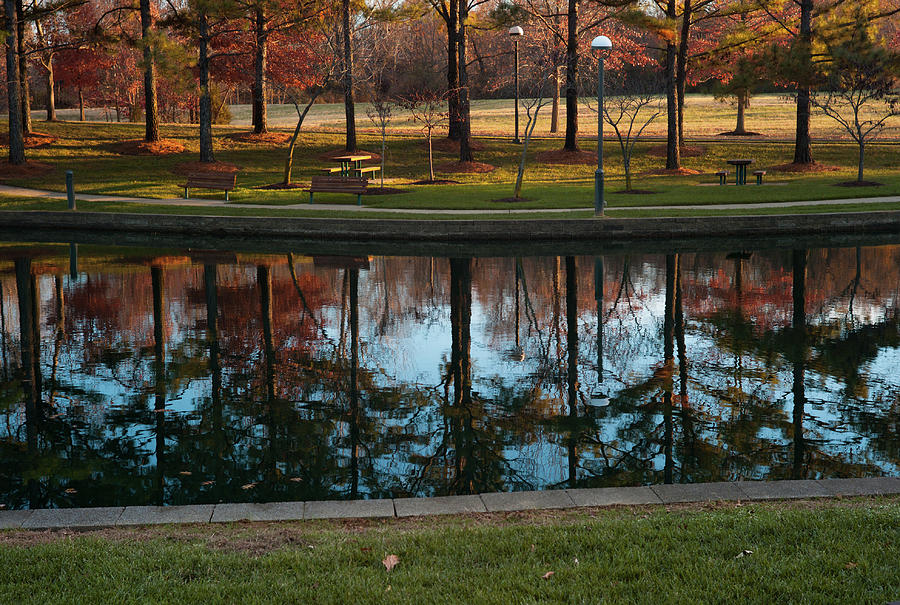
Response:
[646,144,706,158]
[535,149,597,165]
[436,161,496,174]
[643,167,703,176]
[170,161,241,177]
[0,132,57,149]
[226,131,292,145]
[0,160,54,180]
[426,138,485,153]
[382,554,400,572]
[114,139,185,156]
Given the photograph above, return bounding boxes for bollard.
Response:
[69,243,78,280]
[66,170,75,210]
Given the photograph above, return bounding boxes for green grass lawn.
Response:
[1,498,898,604]
[2,120,898,215]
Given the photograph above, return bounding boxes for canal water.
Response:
[2,239,899,509]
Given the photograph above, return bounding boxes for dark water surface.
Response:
[2,239,899,509]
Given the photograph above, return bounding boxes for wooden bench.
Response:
[715,170,728,185]
[355,166,380,176]
[753,170,767,185]
[182,173,237,201]
[308,176,368,205]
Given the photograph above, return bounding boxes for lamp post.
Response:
[591,35,612,216]
[509,26,524,144]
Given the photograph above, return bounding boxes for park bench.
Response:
[715,170,728,185]
[753,170,767,185]
[308,175,368,205]
[182,172,237,201]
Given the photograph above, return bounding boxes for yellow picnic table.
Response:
[331,154,375,177]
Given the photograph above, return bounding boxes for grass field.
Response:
[37,94,900,141]
[2,119,898,214]
[1,498,898,604]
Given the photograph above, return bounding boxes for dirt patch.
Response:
[114,139,185,156]
[170,161,241,177]
[365,187,408,195]
[644,167,703,176]
[647,144,706,158]
[0,160,54,180]
[436,161,496,174]
[256,182,304,190]
[769,161,841,173]
[318,149,382,162]
[535,149,597,165]
[427,138,485,153]
[411,179,460,185]
[0,132,57,149]
[615,189,657,194]
[226,132,292,145]
[833,180,884,187]
[716,131,763,137]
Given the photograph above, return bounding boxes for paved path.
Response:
[2,184,899,216]
[2,477,898,529]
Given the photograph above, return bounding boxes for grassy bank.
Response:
[1,498,898,604]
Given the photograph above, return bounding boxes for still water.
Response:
[1,240,899,509]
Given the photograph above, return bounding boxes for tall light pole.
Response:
[591,35,612,216]
[509,26,524,144]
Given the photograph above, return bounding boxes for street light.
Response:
[591,35,612,216]
[509,26,524,144]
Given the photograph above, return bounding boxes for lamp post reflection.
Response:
[792,249,808,479]
[151,265,166,505]
[565,256,579,487]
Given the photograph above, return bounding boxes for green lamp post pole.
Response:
[509,26,524,144]
[591,35,612,217]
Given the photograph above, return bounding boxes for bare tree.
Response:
[402,90,449,182]
[366,87,394,190]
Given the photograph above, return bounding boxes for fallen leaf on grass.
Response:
[844,562,857,569]
[734,550,753,559]
[241,482,257,490]
[383,554,400,572]
[361,547,372,553]
[541,571,555,580]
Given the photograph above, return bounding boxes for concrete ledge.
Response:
[651,482,748,504]
[304,499,395,520]
[480,490,575,512]
[739,480,833,501]
[0,510,33,529]
[394,495,486,517]
[118,505,215,526]
[567,486,662,507]
[22,506,124,529]
[819,477,900,497]
[211,502,305,523]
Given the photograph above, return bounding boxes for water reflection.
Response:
[0,243,899,509]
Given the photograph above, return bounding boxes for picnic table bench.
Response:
[182,172,237,201]
[308,176,368,205]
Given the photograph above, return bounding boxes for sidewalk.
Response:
[1,183,899,215]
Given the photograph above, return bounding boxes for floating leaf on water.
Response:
[64,488,77,495]
[201,480,215,486]
[241,482,257,490]
[289,477,303,483]
[382,554,400,572]
[179,471,192,476]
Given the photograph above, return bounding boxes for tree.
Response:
[402,89,449,182]
[139,0,160,141]
[427,0,461,140]
[365,84,394,190]
[812,17,900,183]
[4,0,26,164]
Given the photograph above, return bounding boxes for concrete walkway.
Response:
[2,184,899,216]
[2,477,898,530]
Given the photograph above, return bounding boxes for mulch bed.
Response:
[0,132,57,149]
[768,162,840,173]
[226,132,292,145]
[427,138,486,153]
[647,144,706,158]
[436,161,496,174]
[716,130,763,136]
[411,179,460,185]
[644,167,702,176]
[170,161,241,177]
[0,160,54,179]
[318,149,381,162]
[833,180,883,187]
[114,139,185,155]
[535,149,597,165]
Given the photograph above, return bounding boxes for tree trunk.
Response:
[457,0,473,163]
[198,11,215,162]
[427,128,434,181]
[563,0,578,151]
[78,87,84,121]
[252,7,268,134]
[16,0,31,136]
[665,0,680,169]
[140,0,160,142]
[550,67,560,133]
[445,0,460,140]
[4,0,25,165]
[45,59,55,121]
[735,89,747,134]
[857,142,864,183]
[342,0,357,152]
[793,0,813,164]
[676,0,691,149]
[624,156,632,191]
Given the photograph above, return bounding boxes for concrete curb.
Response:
[2,478,898,530]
